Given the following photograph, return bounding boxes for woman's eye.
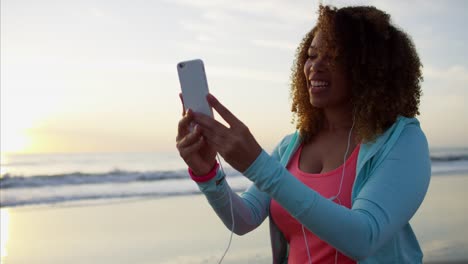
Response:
[308,54,317,59]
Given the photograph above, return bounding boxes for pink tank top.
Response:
[270,144,360,264]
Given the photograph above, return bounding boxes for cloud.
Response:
[422,65,468,97]
[421,239,468,260]
[424,65,468,83]
[327,0,451,18]
[169,0,317,47]
[402,64,468,147]
[166,0,316,23]
[171,1,317,62]
[2,56,176,75]
[208,64,287,83]
[251,39,297,51]
[87,6,123,25]
[89,7,106,18]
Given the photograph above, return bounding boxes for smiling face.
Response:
[304,30,352,109]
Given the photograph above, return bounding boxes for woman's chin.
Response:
[309,98,327,108]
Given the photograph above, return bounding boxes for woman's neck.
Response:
[322,105,354,132]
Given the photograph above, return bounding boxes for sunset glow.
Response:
[1,0,467,155]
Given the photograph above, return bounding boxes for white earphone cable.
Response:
[329,118,355,201]
[216,118,355,264]
[302,225,313,264]
[303,117,355,264]
[216,154,234,264]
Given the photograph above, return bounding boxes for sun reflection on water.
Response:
[1,153,10,176]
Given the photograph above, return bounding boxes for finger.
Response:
[179,136,205,159]
[193,112,228,134]
[177,109,194,141]
[177,125,203,149]
[179,93,186,116]
[206,94,242,127]
[193,125,228,152]
[201,131,225,150]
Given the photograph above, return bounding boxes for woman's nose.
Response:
[310,56,327,73]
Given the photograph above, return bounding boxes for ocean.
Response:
[1,148,468,208]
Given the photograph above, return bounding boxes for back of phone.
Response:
[177,59,213,118]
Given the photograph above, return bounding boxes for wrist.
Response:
[190,160,217,176]
[189,162,219,183]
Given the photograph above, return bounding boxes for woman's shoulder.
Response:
[271,132,300,160]
[279,132,299,148]
[368,116,422,147]
[363,116,428,165]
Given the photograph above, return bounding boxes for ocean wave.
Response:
[431,154,468,162]
[1,165,467,208]
[432,167,468,176]
[0,168,241,189]
[1,153,468,208]
[0,169,189,189]
[0,189,201,208]
[0,176,250,208]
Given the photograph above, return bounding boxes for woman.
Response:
[176,5,431,264]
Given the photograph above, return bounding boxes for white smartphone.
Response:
[177,59,214,118]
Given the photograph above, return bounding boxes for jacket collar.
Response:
[281,116,419,175]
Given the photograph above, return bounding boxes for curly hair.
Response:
[290,5,423,143]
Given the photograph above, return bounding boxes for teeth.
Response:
[310,80,329,86]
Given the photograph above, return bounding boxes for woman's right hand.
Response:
[176,94,217,176]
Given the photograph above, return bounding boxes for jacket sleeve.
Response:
[194,135,291,235]
[242,125,431,260]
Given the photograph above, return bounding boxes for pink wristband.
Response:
[188,162,219,183]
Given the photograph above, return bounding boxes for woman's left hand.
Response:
[192,94,263,172]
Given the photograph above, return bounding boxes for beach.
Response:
[1,193,271,264]
[1,174,468,264]
[2,0,468,263]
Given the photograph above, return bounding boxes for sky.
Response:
[1,0,467,154]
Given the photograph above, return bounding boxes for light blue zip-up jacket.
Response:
[196,116,431,263]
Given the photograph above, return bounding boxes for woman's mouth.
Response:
[309,80,329,94]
